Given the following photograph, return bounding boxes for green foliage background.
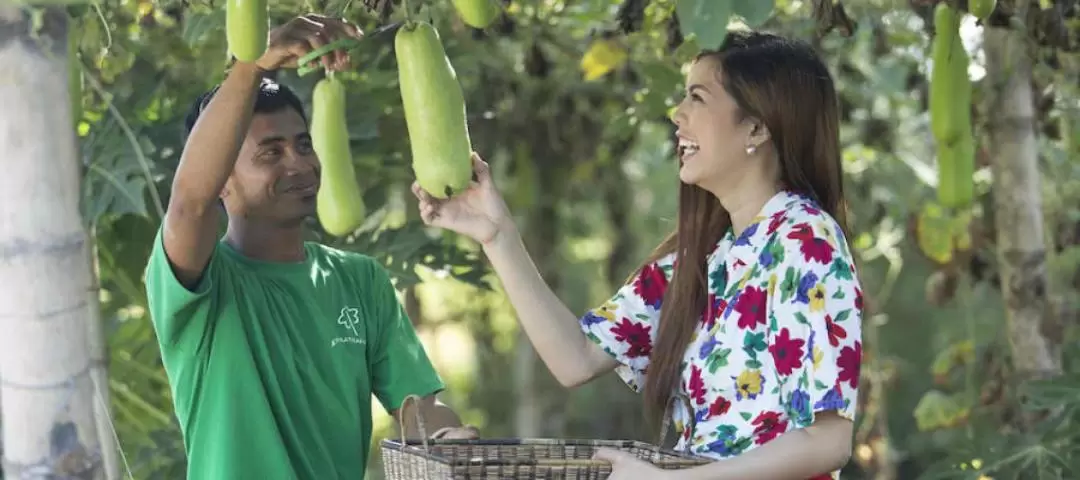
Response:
[5,0,1080,478]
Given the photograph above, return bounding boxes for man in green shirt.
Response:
[144,14,476,480]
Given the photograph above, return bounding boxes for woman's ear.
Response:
[746,118,771,151]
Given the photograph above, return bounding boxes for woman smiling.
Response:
[412,29,863,480]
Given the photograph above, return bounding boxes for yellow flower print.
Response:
[813,345,824,369]
[596,301,618,322]
[809,283,827,312]
[738,275,749,290]
[735,369,764,400]
[768,273,778,296]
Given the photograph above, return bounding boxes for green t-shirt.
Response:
[144,227,444,480]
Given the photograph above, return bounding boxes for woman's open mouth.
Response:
[677,138,700,162]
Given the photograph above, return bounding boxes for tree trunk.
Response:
[982,15,1061,381]
[0,7,105,479]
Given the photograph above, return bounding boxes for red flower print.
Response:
[687,364,706,404]
[802,204,821,216]
[734,286,767,330]
[751,411,788,444]
[838,341,862,389]
[707,395,731,417]
[633,263,668,309]
[611,318,652,358]
[825,314,847,347]
[768,328,805,376]
[855,286,864,311]
[766,210,786,235]
[787,223,834,265]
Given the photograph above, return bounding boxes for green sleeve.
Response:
[367,264,445,413]
[143,225,220,347]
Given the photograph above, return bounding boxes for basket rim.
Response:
[379,437,711,466]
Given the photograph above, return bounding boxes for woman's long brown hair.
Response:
[638,30,851,431]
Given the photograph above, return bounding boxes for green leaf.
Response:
[732,0,775,28]
[675,0,732,51]
[794,311,810,326]
[80,118,151,223]
[706,347,732,374]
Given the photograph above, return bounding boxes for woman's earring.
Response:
[746,145,757,155]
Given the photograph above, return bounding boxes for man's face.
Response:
[223,108,321,226]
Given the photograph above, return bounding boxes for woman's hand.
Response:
[411,152,514,246]
[255,14,363,72]
[594,448,678,480]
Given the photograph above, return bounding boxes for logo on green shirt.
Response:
[332,306,365,348]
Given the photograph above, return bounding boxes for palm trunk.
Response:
[0,7,105,479]
[982,12,1061,381]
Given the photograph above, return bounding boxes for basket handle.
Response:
[655,392,695,457]
[397,394,431,453]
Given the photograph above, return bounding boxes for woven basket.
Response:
[380,393,712,479]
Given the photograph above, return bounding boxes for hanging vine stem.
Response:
[400,0,415,27]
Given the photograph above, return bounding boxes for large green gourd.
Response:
[936,132,975,209]
[226,0,268,62]
[395,21,474,199]
[929,3,965,145]
[930,2,975,209]
[969,0,996,20]
[452,0,501,29]
[312,76,367,236]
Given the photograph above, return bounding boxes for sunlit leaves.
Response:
[913,389,970,432]
[914,202,972,266]
[732,0,774,27]
[580,37,628,81]
[675,0,731,50]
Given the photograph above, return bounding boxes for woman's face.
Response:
[671,56,757,192]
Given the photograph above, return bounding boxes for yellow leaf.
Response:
[580,38,627,81]
[913,389,969,432]
[916,203,954,265]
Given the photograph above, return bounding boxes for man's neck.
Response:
[223,222,307,263]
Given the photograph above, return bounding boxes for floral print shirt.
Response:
[579,190,862,479]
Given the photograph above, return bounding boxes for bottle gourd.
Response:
[396,21,474,199]
[929,3,975,209]
[226,0,268,62]
[312,76,367,236]
[968,0,996,20]
[452,0,502,29]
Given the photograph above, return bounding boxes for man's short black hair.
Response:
[183,75,308,141]
[182,74,308,210]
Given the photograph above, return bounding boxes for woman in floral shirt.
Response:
[413,29,861,480]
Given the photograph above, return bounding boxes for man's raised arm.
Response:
[164,63,263,290]
[163,14,361,290]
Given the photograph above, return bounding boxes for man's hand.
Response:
[254,14,364,73]
[430,425,480,440]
